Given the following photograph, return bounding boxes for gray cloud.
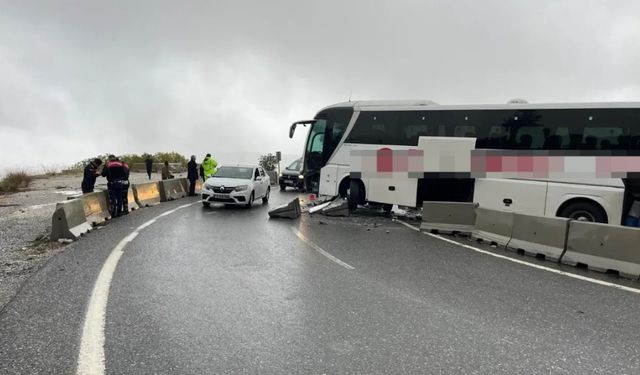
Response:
[1,0,639,173]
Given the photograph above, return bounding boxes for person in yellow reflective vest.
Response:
[201,153,218,178]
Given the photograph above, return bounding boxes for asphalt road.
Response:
[1,189,639,374]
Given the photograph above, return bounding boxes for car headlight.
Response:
[204,183,214,190]
[298,175,304,179]
[234,185,248,192]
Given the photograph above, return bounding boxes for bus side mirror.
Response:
[289,123,297,138]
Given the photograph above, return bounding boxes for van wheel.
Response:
[280,184,286,191]
[348,180,362,211]
[202,202,210,208]
[559,201,606,223]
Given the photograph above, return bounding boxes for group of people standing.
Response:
[81,153,218,213]
[186,153,217,196]
[81,155,131,217]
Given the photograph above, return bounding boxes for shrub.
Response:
[0,170,32,192]
[67,152,189,173]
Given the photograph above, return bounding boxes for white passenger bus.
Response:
[289,101,640,225]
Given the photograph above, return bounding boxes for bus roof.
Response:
[319,100,640,112]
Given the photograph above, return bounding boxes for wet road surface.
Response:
[1,190,639,374]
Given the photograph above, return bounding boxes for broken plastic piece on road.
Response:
[268,198,301,219]
[309,201,332,214]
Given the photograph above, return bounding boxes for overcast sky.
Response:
[1,0,639,174]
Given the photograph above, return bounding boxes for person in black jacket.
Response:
[144,154,153,180]
[187,155,199,196]
[81,158,102,193]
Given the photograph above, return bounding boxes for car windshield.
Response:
[287,159,302,171]
[213,166,253,179]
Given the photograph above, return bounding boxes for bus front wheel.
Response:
[348,180,363,211]
[558,201,607,223]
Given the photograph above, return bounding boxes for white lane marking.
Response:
[396,220,640,295]
[76,202,198,375]
[291,227,355,270]
[136,219,156,230]
[76,231,138,375]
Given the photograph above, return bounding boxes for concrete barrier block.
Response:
[132,182,161,207]
[420,201,477,234]
[506,213,569,262]
[159,179,187,202]
[126,187,140,211]
[179,178,189,192]
[562,221,640,280]
[50,199,92,241]
[81,190,111,225]
[179,179,202,195]
[268,198,301,219]
[322,199,350,217]
[472,207,514,246]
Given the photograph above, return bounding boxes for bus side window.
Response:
[454,126,476,138]
[551,127,571,149]
[583,127,623,149]
[514,127,545,149]
[346,111,399,145]
[398,112,444,145]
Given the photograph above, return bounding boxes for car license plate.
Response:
[213,194,228,199]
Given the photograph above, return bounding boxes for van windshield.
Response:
[287,159,302,171]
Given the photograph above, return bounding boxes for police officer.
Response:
[121,158,131,214]
[101,155,128,217]
[201,153,217,179]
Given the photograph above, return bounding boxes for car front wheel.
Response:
[262,187,270,203]
[245,192,254,208]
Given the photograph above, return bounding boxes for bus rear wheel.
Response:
[558,201,607,223]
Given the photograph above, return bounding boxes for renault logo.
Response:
[220,185,225,191]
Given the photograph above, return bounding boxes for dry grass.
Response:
[0,170,33,193]
[39,164,61,176]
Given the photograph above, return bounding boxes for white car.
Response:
[201,165,271,208]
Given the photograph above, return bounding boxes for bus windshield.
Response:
[304,108,353,172]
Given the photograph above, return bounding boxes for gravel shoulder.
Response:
[0,172,185,310]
